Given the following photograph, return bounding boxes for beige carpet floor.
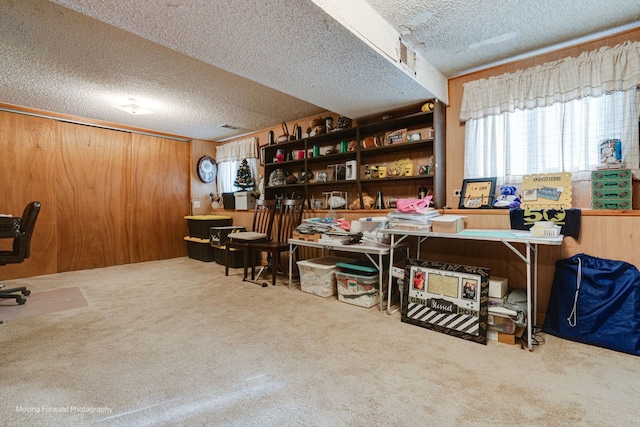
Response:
[0,257,638,427]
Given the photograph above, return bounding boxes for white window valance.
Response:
[460,41,640,122]
[215,137,258,162]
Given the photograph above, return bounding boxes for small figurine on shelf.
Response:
[209,192,221,209]
[493,185,521,209]
[374,190,385,209]
[337,116,352,129]
[325,116,334,133]
[234,158,254,190]
[364,164,377,179]
[349,193,375,210]
[258,175,265,200]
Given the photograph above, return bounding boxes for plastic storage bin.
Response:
[210,225,246,247]
[185,215,233,239]
[488,313,517,334]
[358,217,390,244]
[335,270,383,308]
[297,256,355,297]
[184,236,215,262]
[214,246,249,268]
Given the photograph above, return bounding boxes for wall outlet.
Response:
[453,189,462,197]
[192,200,201,208]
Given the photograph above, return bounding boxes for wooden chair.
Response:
[224,199,277,281]
[248,198,305,287]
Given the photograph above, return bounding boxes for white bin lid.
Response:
[297,256,356,269]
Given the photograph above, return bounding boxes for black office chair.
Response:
[0,201,41,305]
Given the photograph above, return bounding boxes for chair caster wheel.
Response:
[22,290,30,296]
[261,283,268,288]
[17,297,27,305]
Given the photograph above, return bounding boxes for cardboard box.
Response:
[489,276,508,298]
[487,327,525,345]
[430,215,464,233]
[234,191,257,210]
[292,230,321,242]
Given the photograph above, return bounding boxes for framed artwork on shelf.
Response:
[458,177,497,209]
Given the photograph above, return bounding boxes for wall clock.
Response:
[196,155,217,183]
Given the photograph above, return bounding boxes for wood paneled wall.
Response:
[1,110,190,280]
[130,133,190,263]
[56,122,132,271]
[0,111,57,278]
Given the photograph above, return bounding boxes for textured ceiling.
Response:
[363,0,640,76]
[1,0,639,141]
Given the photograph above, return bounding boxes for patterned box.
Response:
[591,169,632,210]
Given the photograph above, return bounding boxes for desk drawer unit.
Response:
[591,169,632,210]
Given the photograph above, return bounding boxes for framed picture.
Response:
[401,259,490,345]
[459,177,497,209]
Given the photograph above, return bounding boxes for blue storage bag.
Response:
[543,253,640,356]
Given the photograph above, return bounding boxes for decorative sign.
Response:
[402,259,490,345]
[521,172,572,209]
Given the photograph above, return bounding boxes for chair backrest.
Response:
[19,201,41,259]
[251,199,277,240]
[275,198,305,243]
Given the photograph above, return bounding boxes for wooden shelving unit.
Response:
[263,100,446,210]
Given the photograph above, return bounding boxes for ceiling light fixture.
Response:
[114,99,154,115]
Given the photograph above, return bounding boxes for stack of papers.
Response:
[387,209,440,230]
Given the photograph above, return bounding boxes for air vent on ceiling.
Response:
[220,124,243,130]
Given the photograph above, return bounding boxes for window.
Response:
[461,41,640,186]
[464,89,639,184]
[215,137,259,194]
